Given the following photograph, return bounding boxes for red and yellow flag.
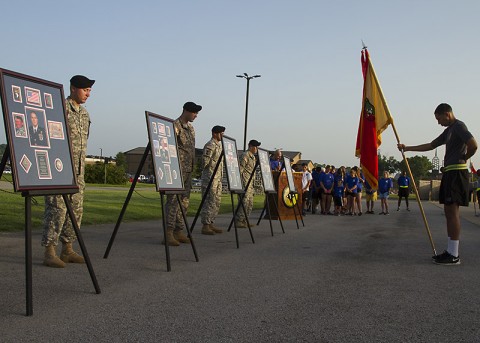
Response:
[355,49,393,190]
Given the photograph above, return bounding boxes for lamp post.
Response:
[236,73,261,151]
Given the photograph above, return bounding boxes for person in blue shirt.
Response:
[321,165,335,214]
[397,170,411,211]
[364,179,377,214]
[333,169,345,215]
[378,171,393,215]
[345,168,359,215]
[352,166,364,216]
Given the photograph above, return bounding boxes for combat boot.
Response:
[210,224,223,234]
[235,221,247,228]
[162,230,180,246]
[173,230,191,243]
[201,224,215,235]
[44,245,66,268]
[60,242,85,263]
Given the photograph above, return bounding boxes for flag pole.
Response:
[470,161,477,216]
[368,61,437,256]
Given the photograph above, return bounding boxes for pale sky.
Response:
[1,0,480,168]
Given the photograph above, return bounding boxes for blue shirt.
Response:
[398,175,410,187]
[378,177,393,193]
[321,172,335,190]
[345,175,358,193]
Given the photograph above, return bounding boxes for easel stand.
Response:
[103,143,198,271]
[287,190,304,229]
[1,148,100,316]
[227,190,255,248]
[256,190,285,236]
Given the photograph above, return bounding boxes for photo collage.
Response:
[150,117,180,188]
[10,84,65,180]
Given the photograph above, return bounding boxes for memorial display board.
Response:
[145,111,184,191]
[0,69,77,192]
[257,148,275,192]
[221,135,243,192]
[283,156,297,193]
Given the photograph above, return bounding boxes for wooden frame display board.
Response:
[145,112,184,191]
[283,156,297,193]
[104,112,198,271]
[222,135,243,191]
[0,68,99,316]
[221,135,255,247]
[257,148,275,192]
[0,68,77,192]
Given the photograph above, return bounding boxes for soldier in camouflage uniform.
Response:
[163,102,201,246]
[235,139,261,228]
[42,75,94,268]
[200,125,225,235]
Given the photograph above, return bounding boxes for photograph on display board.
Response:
[257,148,275,192]
[25,106,50,148]
[283,156,297,193]
[221,135,243,192]
[12,112,27,138]
[0,68,77,192]
[145,111,184,192]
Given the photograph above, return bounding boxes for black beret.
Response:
[248,139,261,147]
[212,125,225,134]
[183,101,202,113]
[70,75,95,88]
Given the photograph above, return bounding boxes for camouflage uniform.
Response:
[200,138,223,225]
[235,150,256,223]
[166,118,195,231]
[42,97,90,246]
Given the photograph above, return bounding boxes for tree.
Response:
[398,155,433,181]
[115,151,127,169]
[85,162,127,184]
[378,154,400,175]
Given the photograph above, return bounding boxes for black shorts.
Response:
[398,187,409,197]
[333,196,343,207]
[439,169,469,206]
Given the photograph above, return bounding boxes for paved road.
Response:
[1,200,480,342]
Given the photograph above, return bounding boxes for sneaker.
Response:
[379,212,384,215]
[397,208,400,211]
[384,212,389,215]
[358,212,362,216]
[433,251,460,265]
[407,208,410,211]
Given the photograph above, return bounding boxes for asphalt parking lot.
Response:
[1,200,480,342]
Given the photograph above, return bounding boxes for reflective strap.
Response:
[443,164,467,172]
[399,186,408,188]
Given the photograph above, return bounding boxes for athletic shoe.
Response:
[358,212,362,216]
[407,208,410,211]
[379,212,384,215]
[397,207,400,211]
[384,212,389,215]
[433,251,460,265]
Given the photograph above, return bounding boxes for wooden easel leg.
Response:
[63,195,101,294]
[25,196,33,316]
[160,193,171,272]
[177,194,199,262]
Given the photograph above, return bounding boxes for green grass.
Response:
[0,183,265,232]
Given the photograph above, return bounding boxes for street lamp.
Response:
[236,73,261,151]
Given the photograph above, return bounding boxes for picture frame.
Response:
[0,68,77,192]
[221,135,243,192]
[257,148,275,192]
[145,111,184,191]
[283,156,297,193]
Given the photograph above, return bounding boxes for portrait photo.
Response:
[152,121,157,134]
[12,112,27,138]
[25,107,50,148]
[158,122,165,136]
[24,87,42,107]
[12,85,22,103]
[47,121,65,140]
[44,93,53,109]
[160,136,170,163]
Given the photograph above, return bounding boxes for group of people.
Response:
[37,78,476,268]
[301,165,411,217]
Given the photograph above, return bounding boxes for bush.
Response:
[85,162,127,184]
